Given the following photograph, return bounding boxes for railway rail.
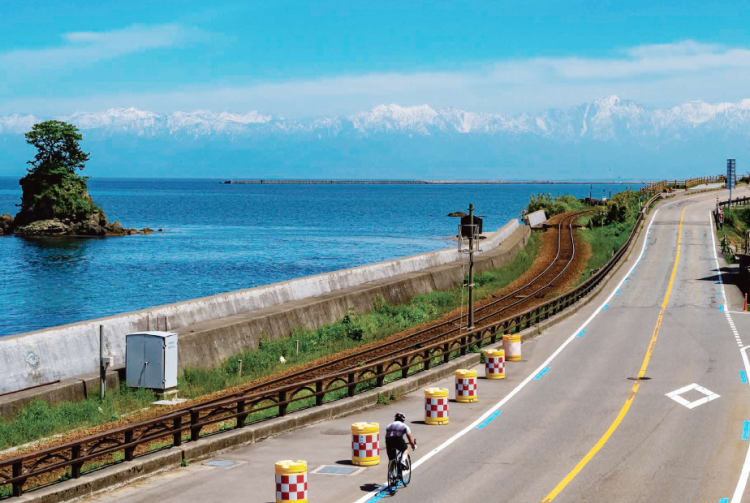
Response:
[0,199,656,498]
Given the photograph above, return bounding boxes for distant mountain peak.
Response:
[351,104,440,133]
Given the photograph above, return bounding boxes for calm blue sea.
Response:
[0,178,639,336]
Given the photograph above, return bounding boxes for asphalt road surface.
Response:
[86,187,750,503]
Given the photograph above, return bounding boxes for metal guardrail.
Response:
[0,195,660,498]
[718,195,750,208]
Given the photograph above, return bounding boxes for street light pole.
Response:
[467,203,475,330]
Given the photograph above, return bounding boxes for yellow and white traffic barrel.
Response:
[351,422,380,466]
[275,459,307,503]
[454,369,478,403]
[424,387,449,425]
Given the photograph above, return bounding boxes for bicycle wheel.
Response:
[387,459,399,489]
[399,454,412,487]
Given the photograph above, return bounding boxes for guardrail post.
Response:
[278,390,288,416]
[315,381,324,406]
[490,326,497,343]
[423,349,431,370]
[401,357,409,378]
[173,414,184,444]
[12,460,24,497]
[71,444,83,479]
[347,373,356,397]
[190,410,201,442]
[442,342,450,363]
[460,335,467,355]
[124,430,135,461]
[376,364,385,387]
[235,401,246,430]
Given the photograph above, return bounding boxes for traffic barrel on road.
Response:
[455,369,478,403]
[424,387,449,425]
[503,334,522,361]
[275,460,307,503]
[351,422,379,466]
[484,348,505,379]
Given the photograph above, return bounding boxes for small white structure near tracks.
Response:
[126,331,178,390]
[525,210,547,229]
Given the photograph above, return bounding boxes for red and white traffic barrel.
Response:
[484,348,505,379]
[455,369,478,403]
[351,422,379,466]
[424,387,449,425]
[275,460,307,503]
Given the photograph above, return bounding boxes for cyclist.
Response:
[385,412,416,469]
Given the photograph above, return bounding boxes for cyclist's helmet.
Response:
[394,412,406,422]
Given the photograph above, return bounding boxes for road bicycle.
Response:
[387,440,415,493]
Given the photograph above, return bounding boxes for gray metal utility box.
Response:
[126,331,178,390]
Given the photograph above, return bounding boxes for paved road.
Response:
[87,187,750,503]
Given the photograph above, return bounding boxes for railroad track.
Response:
[1,209,606,498]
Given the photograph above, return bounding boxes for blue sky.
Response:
[3,1,750,117]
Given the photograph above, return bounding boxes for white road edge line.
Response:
[352,204,666,503]
[709,210,750,503]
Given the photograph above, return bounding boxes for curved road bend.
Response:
[86,187,750,503]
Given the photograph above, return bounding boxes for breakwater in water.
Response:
[223,179,647,184]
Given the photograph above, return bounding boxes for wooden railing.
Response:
[641,176,723,194]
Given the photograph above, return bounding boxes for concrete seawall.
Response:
[0,219,522,395]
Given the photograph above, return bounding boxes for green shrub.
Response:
[527,193,586,217]
[604,191,644,224]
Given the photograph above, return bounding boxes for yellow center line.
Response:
[541,206,686,503]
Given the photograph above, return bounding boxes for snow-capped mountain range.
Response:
[3,96,750,140]
[0,96,747,179]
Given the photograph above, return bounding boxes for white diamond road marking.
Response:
[665,383,720,409]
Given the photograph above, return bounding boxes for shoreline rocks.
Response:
[0,212,159,238]
[0,214,13,235]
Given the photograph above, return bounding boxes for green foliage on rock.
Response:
[15,120,100,226]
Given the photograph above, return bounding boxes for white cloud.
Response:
[4,40,750,117]
[512,40,750,80]
[0,23,204,77]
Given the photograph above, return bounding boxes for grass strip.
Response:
[577,215,637,281]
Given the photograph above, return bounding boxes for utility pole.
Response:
[99,325,106,400]
[467,203,475,330]
[448,204,481,330]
